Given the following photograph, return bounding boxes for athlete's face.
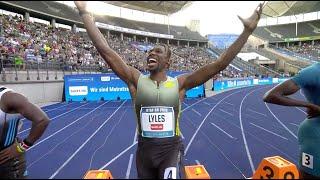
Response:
[146,45,170,72]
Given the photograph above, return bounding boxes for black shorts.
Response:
[136,136,184,179]
[0,152,27,179]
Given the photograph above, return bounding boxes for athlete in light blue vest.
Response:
[264,63,320,178]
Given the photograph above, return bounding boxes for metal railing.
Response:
[0,58,109,82]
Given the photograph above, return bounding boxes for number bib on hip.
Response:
[140,106,175,138]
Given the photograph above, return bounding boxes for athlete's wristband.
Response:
[23,139,34,147]
[16,143,26,153]
[16,140,30,153]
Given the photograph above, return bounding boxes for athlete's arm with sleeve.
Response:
[74,1,140,86]
[178,3,263,91]
[0,92,50,164]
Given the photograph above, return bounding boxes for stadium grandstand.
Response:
[251,1,320,75]
[0,1,319,179]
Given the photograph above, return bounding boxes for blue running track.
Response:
[18,85,307,179]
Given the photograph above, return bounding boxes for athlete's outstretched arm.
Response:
[178,3,263,91]
[263,80,320,118]
[74,1,140,86]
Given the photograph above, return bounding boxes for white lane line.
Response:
[133,126,138,144]
[49,101,126,179]
[239,87,265,174]
[182,98,209,112]
[29,101,109,151]
[250,122,288,140]
[184,89,243,155]
[43,103,70,113]
[223,101,234,106]
[180,131,185,140]
[183,102,189,107]
[192,108,202,116]
[195,160,200,165]
[265,102,297,139]
[203,102,211,106]
[247,108,267,117]
[289,123,299,127]
[296,107,307,115]
[300,89,306,98]
[19,102,92,134]
[21,103,69,122]
[198,126,248,179]
[210,122,236,140]
[219,108,233,116]
[125,154,134,179]
[99,142,138,170]
[88,108,128,171]
[27,106,108,169]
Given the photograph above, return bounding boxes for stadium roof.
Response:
[103,1,192,15]
[262,1,320,18]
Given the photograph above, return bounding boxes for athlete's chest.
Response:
[137,80,179,106]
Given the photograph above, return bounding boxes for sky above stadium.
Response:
[59,1,263,36]
[170,1,264,36]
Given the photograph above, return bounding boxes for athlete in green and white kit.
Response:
[75,1,263,178]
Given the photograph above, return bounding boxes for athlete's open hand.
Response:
[238,2,264,33]
[306,104,320,119]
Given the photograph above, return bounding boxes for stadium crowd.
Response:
[281,41,320,61]
[0,13,244,78]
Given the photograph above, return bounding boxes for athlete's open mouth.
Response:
[147,58,158,65]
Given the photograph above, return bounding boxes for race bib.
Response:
[140,106,175,138]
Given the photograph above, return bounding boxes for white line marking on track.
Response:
[88,108,128,171]
[27,106,109,169]
[21,103,70,122]
[247,108,267,117]
[219,108,233,116]
[192,108,202,116]
[295,107,307,115]
[29,102,109,150]
[203,102,211,106]
[223,101,234,106]
[180,131,185,140]
[210,122,236,140]
[125,154,134,179]
[182,98,208,112]
[184,89,242,155]
[195,160,200,165]
[183,102,189,107]
[43,103,70,112]
[250,122,288,140]
[99,142,138,170]
[265,102,297,139]
[19,102,92,134]
[289,122,300,127]
[49,101,126,179]
[300,89,306,98]
[239,87,266,174]
[133,126,138,144]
